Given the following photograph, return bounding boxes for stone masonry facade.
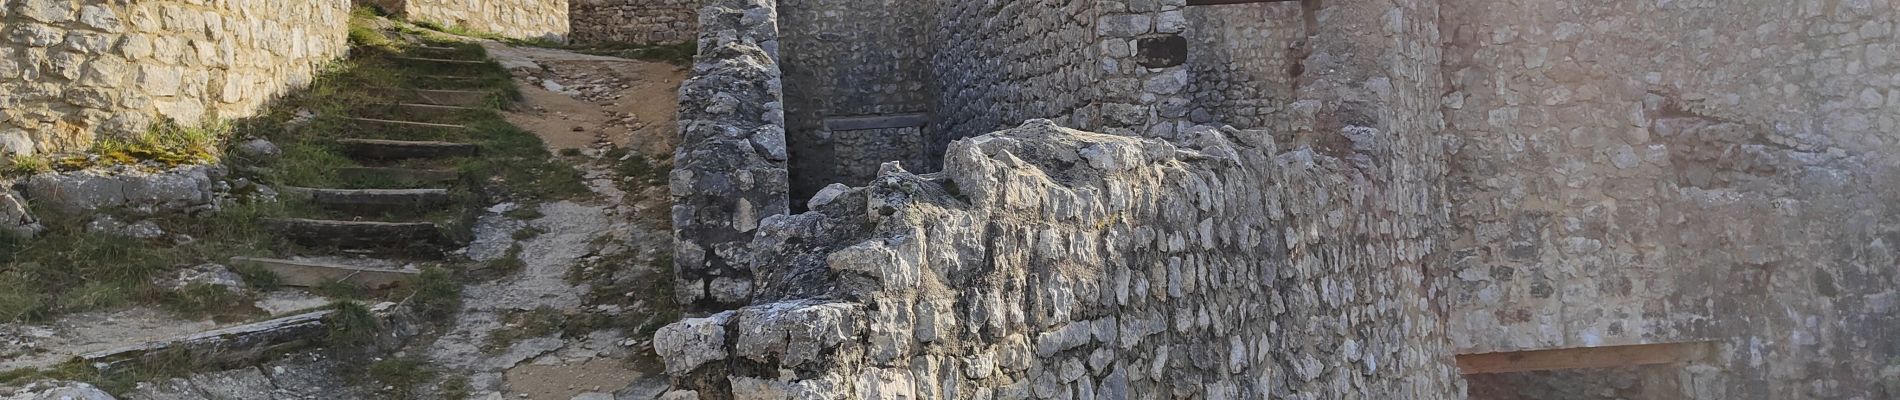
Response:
[1439,1,1900,398]
[570,0,702,45]
[401,0,571,43]
[665,0,1900,398]
[0,0,352,159]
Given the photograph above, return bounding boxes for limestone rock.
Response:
[164,263,247,292]
[0,189,41,237]
[652,311,733,374]
[0,381,115,400]
[84,214,164,239]
[20,165,220,216]
[231,138,281,162]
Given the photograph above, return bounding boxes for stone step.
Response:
[392,56,491,66]
[393,103,484,118]
[265,218,451,254]
[409,46,480,59]
[346,116,468,131]
[82,302,398,370]
[337,167,461,186]
[281,187,453,213]
[336,138,478,161]
[230,257,419,290]
[408,88,492,107]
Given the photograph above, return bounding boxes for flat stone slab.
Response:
[392,56,490,65]
[346,116,468,130]
[265,218,451,253]
[415,89,490,106]
[337,167,461,185]
[230,257,419,290]
[375,88,491,107]
[336,138,479,160]
[394,103,484,118]
[282,187,454,214]
[80,302,396,370]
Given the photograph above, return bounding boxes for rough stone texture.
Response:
[669,0,789,311]
[570,0,703,45]
[0,187,42,236]
[402,0,571,42]
[658,119,1463,399]
[1439,1,1900,398]
[0,381,115,400]
[0,0,351,160]
[18,165,220,216]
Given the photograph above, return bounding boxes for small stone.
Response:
[233,138,282,161]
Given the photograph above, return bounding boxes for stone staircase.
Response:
[242,42,500,269]
[83,41,517,392]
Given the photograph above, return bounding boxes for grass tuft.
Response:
[411,266,462,321]
[325,301,380,347]
[365,357,436,399]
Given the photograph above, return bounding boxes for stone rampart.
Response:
[0,0,352,159]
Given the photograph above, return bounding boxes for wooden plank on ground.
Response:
[1455,342,1716,375]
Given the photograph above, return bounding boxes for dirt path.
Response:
[483,44,687,155]
[418,42,684,400]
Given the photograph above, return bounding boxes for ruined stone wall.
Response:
[0,0,351,159]
[569,0,701,45]
[776,0,934,201]
[657,121,1464,399]
[1441,1,1900,398]
[404,0,569,42]
[659,0,1472,398]
[669,0,788,311]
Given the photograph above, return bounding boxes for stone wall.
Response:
[669,0,789,311]
[1440,1,1900,397]
[928,0,1098,144]
[570,0,701,45]
[0,0,352,158]
[403,0,569,42]
[777,0,934,201]
[656,120,1464,399]
[1181,3,1303,132]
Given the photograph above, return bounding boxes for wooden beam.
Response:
[1455,342,1716,375]
[1186,0,1300,5]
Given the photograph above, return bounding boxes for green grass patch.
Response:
[511,226,545,241]
[326,301,380,347]
[410,266,462,321]
[606,147,671,189]
[435,373,472,400]
[0,347,210,396]
[365,357,436,399]
[503,205,543,220]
